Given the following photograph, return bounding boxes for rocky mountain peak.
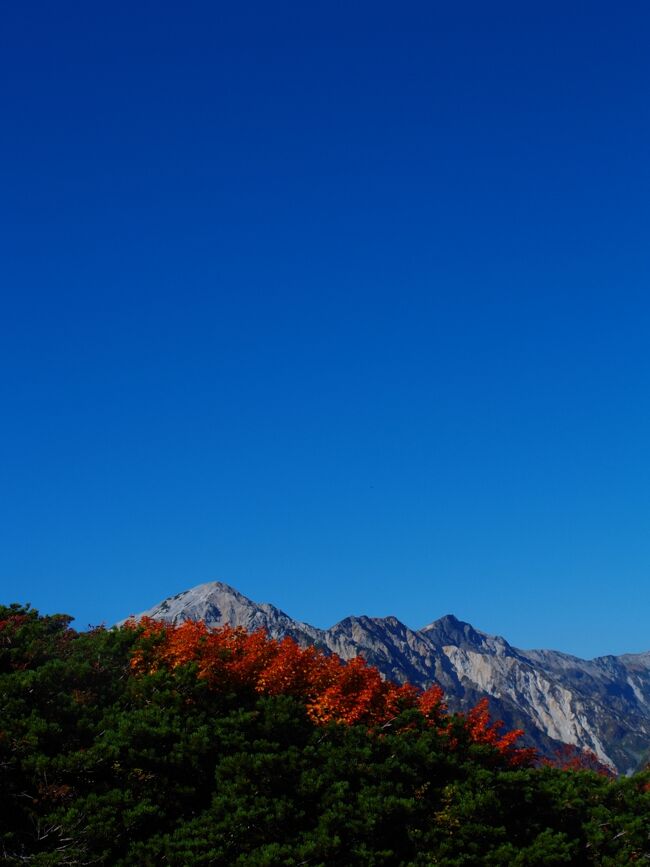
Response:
[121,581,650,774]
[422,614,490,648]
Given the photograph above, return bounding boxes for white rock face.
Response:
[122,581,323,645]
[440,645,613,766]
[121,581,650,774]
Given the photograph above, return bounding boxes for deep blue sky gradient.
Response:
[2,1,649,657]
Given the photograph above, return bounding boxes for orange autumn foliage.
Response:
[541,743,615,777]
[465,697,525,753]
[125,617,534,766]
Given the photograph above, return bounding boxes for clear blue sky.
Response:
[1,1,649,658]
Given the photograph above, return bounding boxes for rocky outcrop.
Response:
[121,581,650,774]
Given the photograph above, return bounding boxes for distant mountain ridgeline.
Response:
[124,581,650,775]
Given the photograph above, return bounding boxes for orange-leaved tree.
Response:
[541,743,615,777]
[125,617,535,766]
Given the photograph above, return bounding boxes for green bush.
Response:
[1,604,649,865]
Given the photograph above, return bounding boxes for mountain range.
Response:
[121,581,650,775]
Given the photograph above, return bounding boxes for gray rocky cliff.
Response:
[121,581,650,774]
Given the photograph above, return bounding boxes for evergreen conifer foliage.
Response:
[1,604,649,865]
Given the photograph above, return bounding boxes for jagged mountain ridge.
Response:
[122,581,650,774]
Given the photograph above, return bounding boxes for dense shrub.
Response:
[1,604,649,865]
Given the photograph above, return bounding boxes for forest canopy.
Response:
[1,604,649,865]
